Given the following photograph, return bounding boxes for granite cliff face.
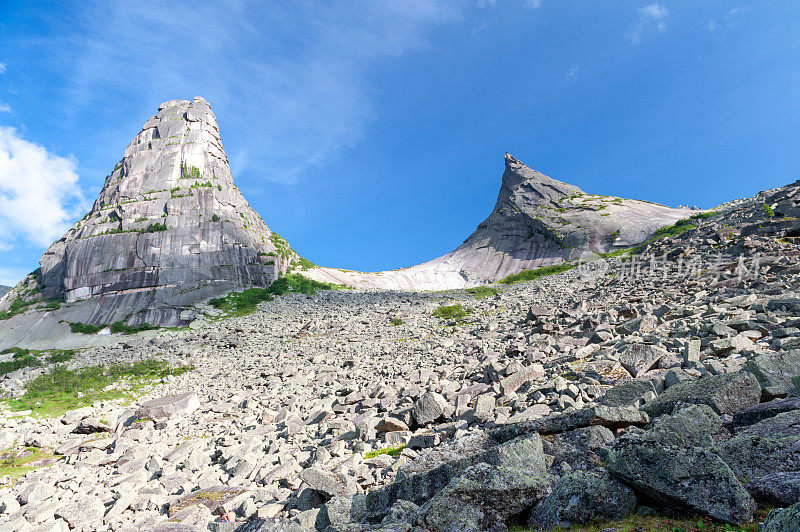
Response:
[0,97,297,328]
[307,154,692,289]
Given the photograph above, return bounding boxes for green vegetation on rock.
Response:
[497,263,576,284]
[466,285,500,299]
[365,443,406,459]
[68,320,159,335]
[432,303,473,321]
[4,358,192,417]
[209,273,348,317]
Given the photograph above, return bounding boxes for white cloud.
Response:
[629,3,669,44]
[525,0,542,8]
[0,63,6,74]
[0,127,87,250]
[0,102,10,113]
[33,2,460,185]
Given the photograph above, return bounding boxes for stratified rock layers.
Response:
[36,98,293,325]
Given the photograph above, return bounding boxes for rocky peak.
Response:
[11,97,298,327]
[500,152,582,202]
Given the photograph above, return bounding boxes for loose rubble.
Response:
[1,179,799,531]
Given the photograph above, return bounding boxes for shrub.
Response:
[432,303,472,321]
[466,286,499,299]
[212,214,220,222]
[390,318,404,326]
[0,354,41,376]
[142,222,167,233]
[0,297,35,320]
[764,203,776,219]
[5,359,192,416]
[68,322,107,334]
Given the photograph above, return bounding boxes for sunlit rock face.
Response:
[35,97,295,325]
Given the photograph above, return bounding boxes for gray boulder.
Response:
[361,432,545,523]
[644,404,728,447]
[529,471,636,529]
[760,502,800,532]
[742,350,800,399]
[746,471,800,505]
[732,396,800,427]
[642,371,761,417]
[135,392,200,422]
[411,392,449,426]
[714,410,800,485]
[415,463,553,532]
[598,379,656,407]
[618,344,668,377]
[607,440,755,524]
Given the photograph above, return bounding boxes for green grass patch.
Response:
[497,263,576,284]
[364,443,406,459]
[298,257,315,269]
[466,285,500,299]
[4,359,193,417]
[389,318,404,326]
[45,350,74,364]
[0,297,35,320]
[0,353,41,376]
[432,303,473,321]
[0,447,57,484]
[690,211,718,220]
[209,274,348,317]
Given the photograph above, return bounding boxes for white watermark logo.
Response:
[577,252,762,283]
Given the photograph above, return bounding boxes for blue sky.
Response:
[0,1,798,285]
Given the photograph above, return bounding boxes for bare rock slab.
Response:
[135,392,200,422]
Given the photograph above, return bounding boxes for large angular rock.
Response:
[411,392,449,426]
[760,502,800,532]
[598,379,656,407]
[493,405,648,440]
[55,497,106,529]
[618,344,668,377]
[643,404,728,447]
[714,410,800,485]
[529,471,636,529]
[642,371,761,417]
[607,440,755,524]
[135,392,200,422]
[732,396,800,427]
[300,467,357,499]
[746,471,800,505]
[742,350,800,399]
[415,463,553,532]
[361,432,545,523]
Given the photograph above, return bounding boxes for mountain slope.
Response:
[307,153,693,289]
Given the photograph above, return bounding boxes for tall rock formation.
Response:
[307,154,692,289]
[1,97,297,329]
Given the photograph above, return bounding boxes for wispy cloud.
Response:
[0,102,10,113]
[707,6,748,36]
[525,0,542,8]
[0,127,88,250]
[27,2,460,185]
[629,3,669,44]
[0,63,6,74]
